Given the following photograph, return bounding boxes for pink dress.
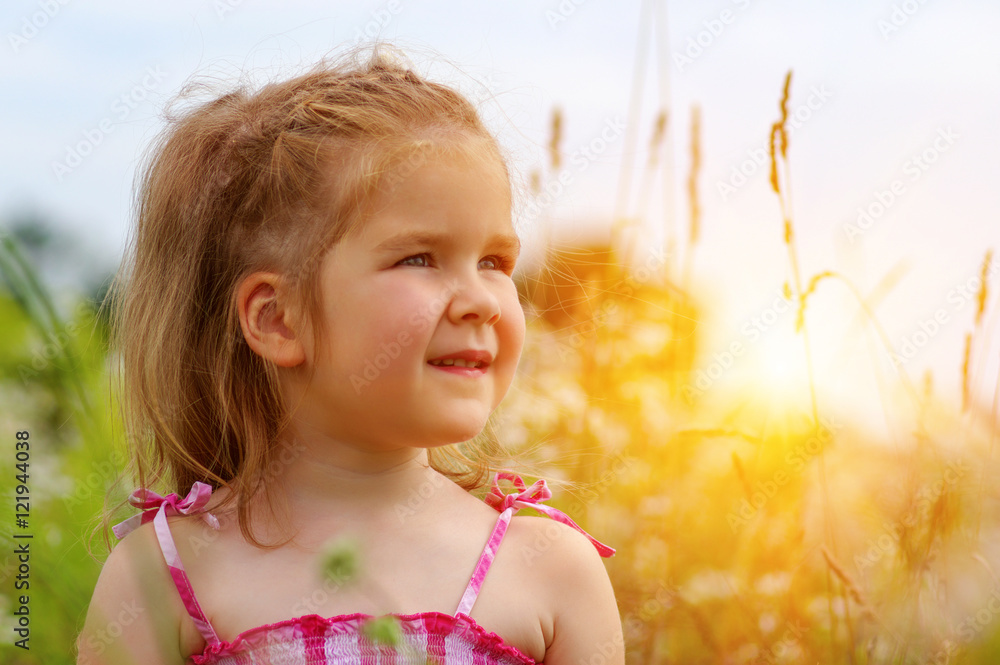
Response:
[112,472,615,664]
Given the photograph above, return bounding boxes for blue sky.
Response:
[2,0,998,433]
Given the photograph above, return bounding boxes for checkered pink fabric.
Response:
[113,472,615,664]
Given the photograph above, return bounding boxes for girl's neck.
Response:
[266,434,442,522]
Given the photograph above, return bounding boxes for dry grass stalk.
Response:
[731,452,754,504]
[796,270,836,333]
[768,71,792,197]
[975,249,993,327]
[549,106,563,171]
[648,109,668,167]
[529,169,541,197]
[821,546,874,619]
[961,332,972,412]
[626,110,672,270]
[687,106,701,246]
[962,249,992,414]
[778,72,791,160]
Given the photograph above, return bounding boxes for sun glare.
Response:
[745,322,811,407]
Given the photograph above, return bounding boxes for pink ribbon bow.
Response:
[112,481,219,540]
[485,471,615,557]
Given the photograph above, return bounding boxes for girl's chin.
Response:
[420,419,491,447]
[293,401,493,448]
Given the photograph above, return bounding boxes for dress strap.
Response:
[454,471,615,616]
[112,482,221,645]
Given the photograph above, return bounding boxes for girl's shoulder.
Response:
[81,485,236,662]
[503,513,611,590]
[80,518,193,664]
[499,515,622,662]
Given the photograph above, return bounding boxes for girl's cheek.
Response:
[503,289,527,342]
[368,312,425,356]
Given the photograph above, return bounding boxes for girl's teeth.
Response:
[431,359,482,368]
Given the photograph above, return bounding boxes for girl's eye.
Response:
[397,254,431,267]
[479,255,514,273]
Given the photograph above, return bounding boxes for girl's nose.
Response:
[446,271,502,326]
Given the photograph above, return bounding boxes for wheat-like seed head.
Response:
[961,332,972,411]
[975,249,993,327]
[688,107,701,246]
[548,106,563,171]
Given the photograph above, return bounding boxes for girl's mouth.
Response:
[428,358,485,369]
[426,350,493,375]
[428,359,488,376]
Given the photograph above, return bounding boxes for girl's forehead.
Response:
[320,130,513,251]
[347,149,514,244]
[371,142,508,206]
[392,134,507,183]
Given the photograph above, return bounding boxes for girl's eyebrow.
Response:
[374,230,521,256]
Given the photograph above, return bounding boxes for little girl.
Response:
[77,47,623,665]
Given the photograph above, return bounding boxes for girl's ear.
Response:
[237,273,307,367]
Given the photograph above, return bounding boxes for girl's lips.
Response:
[427,349,493,376]
[426,349,494,367]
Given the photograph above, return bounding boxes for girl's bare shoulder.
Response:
[501,515,622,663]
[79,520,190,664]
[100,505,239,659]
[503,514,606,583]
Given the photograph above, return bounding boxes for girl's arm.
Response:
[533,520,625,665]
[76,523,188,665]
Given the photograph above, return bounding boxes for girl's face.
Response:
[292,145,525,451]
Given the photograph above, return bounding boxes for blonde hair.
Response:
[107,46,516,547]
